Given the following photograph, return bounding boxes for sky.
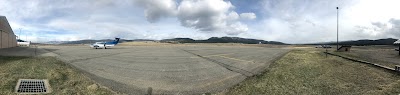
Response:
[1,0,400,44]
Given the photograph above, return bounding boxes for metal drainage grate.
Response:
[15,79,50,94]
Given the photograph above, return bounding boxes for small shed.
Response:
[337,45,352,52]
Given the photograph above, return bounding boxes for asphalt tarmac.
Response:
[6,45,290,94]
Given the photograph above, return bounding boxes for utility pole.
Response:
[19,28,21,40]
[336,7,339,51]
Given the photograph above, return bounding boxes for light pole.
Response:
[19,28,21,40]
[336,7,339,51]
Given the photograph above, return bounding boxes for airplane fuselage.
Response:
[90,43,116,49]
[90,38,120,49]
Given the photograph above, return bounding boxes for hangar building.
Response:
[0,16,17,49]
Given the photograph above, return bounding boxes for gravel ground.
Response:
[329,45,400,68]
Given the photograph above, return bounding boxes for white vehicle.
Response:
[315,45,332,48]
[395,40,400,44]
[17,39,30,46]
[90,38,120,49]
[395,40,400,51]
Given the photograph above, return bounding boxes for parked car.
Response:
[315,45,332,48]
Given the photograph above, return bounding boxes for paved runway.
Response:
[38,45,289,94]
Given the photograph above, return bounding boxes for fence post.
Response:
[325,49,328,58]
[0,30,2,48]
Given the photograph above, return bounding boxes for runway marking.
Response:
[203,53,234,57]
[189,56,201,58]
[200,53,253,63]
[68,51,140,63]
[214,55,253,63]
[179,49,254,77]
[190,53,233,58]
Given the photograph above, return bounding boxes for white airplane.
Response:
[17,39,30,46]
[395,40,400,44]
[90,38,120,49]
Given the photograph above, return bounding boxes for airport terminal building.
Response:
[0,16,17,49]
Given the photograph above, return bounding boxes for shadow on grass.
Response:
[0,56,29,64]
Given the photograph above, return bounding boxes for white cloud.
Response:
[136,0,252,35]
[177,0,252,35]
[0,0,149,42]
[177,0,233,31]
[2,0,254,42]
[253,0,400,43]
[2,0,400,43]
[227,11,240,21]
[133,0,177,23]
[240,13,256,20]
[355,18,400,39]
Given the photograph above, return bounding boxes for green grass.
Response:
[226,50,400,95]
[0,56,114,95]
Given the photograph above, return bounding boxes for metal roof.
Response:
[0,16,14,34]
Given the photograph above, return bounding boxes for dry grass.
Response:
[0,56,115,95]
[225,50,400,95]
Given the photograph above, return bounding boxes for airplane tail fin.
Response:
[114,38,120,45]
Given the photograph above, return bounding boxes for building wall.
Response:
[0,16,17,49]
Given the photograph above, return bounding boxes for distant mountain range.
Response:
[45,37,286,45]
[160,37,286,45]
[308,38,399,46]
[57,39,154,44]
[45,37,398,46]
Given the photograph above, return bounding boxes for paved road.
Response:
[35,45,289,94]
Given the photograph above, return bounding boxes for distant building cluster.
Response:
[0,16,17,48]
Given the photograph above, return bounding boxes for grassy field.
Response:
[0,56,115,95]
[226,50,400,95]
